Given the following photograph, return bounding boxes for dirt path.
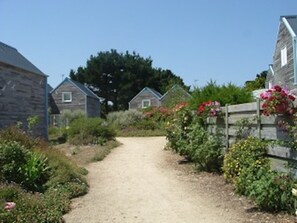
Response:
[63,137,293,223]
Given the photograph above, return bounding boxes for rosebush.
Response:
[260,85,295,116]
[165,102,193,153]
[189,121,224,172]
[198,101,221,117]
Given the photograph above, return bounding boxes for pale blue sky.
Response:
[1,0,297,89]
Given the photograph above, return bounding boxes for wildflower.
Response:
[4,202,16,211]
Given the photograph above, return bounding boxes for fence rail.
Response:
[207,99,297,175]
[49,115,70,127]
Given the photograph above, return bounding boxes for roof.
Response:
[129,87,163,103]
[51,77,100,100]
[160,84,191,101]
[0,42,45,76]
[147,87,163,99]
[282,15,297,36]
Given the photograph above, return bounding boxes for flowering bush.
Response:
[173,101,189,112]
[198,101,221,117]
[143,106,172,121]
[260,85,296,116]
[165,101,192,152]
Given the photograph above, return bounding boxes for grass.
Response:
[116,128,166,137]
[54,140,120,166]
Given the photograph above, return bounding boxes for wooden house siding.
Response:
[86,96,100,117]
[51,82,86,114]
[0,62,48,138]
[160,85,191,107]
[50,78,101,117]
[129,89,161,109]
[266,17,297,93]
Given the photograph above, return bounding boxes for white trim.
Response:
[269,64,274,76]
[160,84,191,101]
[62,92,72,102]
[142,99,151,108]
[281,46,288,67]
[282,17,296,37]
[129,87,162,104]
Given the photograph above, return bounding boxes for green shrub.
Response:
[107,109,144,130]
[21,151,50,192]
[48,126,67,144]
[61,109,85,127]
[247,171,295,212]
[223,137,269,183]
[67,117,115,145]
[0,127,37,150]
[0,141,29,184]
[189,80,253,110]
[0,128,89,222]
[134,119,158,130]
[0,183,70,223]
[165,103,193,153]
[235,163,270,196]
[44,149,88,198]
[192,133,224,172]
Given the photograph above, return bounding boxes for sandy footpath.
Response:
[63,137,249,223]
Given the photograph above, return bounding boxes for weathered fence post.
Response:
[256,98,261,139]
[225,104,229,148]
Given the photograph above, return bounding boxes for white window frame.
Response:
[142,99,151,108]
[281,46,287,67]
[62,92,72,102]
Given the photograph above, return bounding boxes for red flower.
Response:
[274,85,282,92]
[289,94,296,101]
[261,85,296,116]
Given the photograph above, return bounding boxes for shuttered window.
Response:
[281,46,287,67]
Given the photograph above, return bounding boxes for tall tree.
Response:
[244,71,268,92]
[70,49,188,113]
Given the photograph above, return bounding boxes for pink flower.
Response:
[261,85,296,116]
[4,202,16,211]
[273,85,282,92]
[260,91,271,100]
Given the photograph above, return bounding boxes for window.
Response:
[142,99,151,108]
[281,47,287,67]
[62,92,72,102]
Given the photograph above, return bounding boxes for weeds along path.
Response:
[63,137,246,223]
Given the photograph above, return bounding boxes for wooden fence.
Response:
[49,115,70,128]
[207,99,297,175]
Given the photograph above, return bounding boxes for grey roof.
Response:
[51,77,100,100]
[147,87,163,99]
[129,87,163,104]
[0,42,45,76]
[160,84,191,101]
[285,16,297,35]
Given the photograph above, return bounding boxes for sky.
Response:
[0,0,297,89]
